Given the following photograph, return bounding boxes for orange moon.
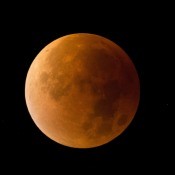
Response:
[25,33,140,148]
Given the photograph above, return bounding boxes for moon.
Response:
[25,33,140,148]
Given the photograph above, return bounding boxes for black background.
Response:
[1,3,170,172]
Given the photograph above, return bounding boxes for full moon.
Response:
[25,33,140,148]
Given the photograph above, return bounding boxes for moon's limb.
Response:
[25,33,140,148]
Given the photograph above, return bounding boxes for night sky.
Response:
[1,6,170,172]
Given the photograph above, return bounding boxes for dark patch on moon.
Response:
[104,80,120,101]
[117,114,129,126]
[94,99,115,118]
[73,76,92,93]
[84,51,118,79]
[93,80,120,119]
[96,120,113,136]
[49,82,72,101]
[82,118,112,138]
[39,72,50,93]
[82,120,93,131]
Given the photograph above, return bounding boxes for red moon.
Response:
[25,33,140,148]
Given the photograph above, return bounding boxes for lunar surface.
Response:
[25,33,140,148]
